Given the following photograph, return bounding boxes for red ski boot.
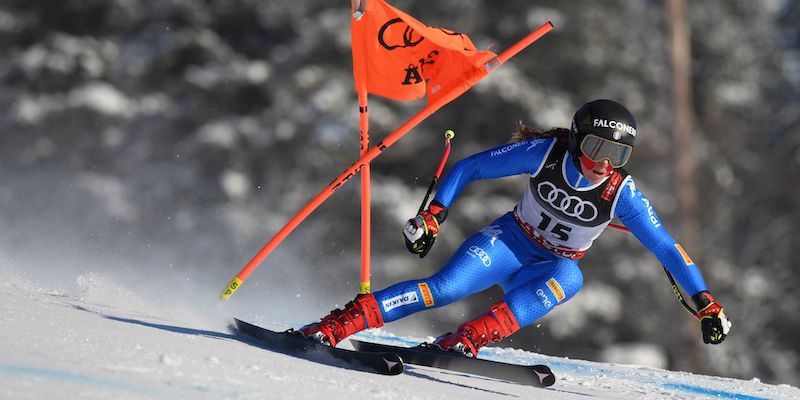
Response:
[433,301,520,357]
[297,293,384,346]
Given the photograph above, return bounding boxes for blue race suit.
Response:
[372,137,708,328]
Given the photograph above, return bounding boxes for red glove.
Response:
[403,201,448,258]
[693,291,732,344]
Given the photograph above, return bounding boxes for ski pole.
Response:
[417,129,455,214]
[607,223,697,316]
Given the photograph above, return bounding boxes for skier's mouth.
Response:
[592,168,607,177]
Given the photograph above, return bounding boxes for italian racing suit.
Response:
[371,137,708,328]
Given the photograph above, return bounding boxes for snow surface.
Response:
[1,263,798,400]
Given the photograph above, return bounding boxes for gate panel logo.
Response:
[378,18,424,50]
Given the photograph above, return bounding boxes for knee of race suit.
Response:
[503,262,584,327]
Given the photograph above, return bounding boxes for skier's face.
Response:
[579,155,613,184]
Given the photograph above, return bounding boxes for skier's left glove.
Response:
[403,201,448,258]
[692,291,732,344]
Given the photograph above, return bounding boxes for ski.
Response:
[351,339,555,387]
[233,318,404,376]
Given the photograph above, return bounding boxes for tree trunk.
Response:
[666,0,702,373]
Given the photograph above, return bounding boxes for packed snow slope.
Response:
[1,264,797,400]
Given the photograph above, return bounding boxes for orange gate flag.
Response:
[350,0,497,295]
[351,0,497,102]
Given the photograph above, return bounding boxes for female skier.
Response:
[298,99,732,356]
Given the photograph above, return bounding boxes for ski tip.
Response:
[531,364,556,387]
[233,318,263,334]
[382,353,405,375]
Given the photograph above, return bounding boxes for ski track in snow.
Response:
[1,266,798,400]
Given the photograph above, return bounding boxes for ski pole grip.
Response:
[433,129,454,179]
[418,129,456,214]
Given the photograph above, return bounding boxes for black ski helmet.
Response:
[568,99,637,163]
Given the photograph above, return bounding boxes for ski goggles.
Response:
[579,134,633,167]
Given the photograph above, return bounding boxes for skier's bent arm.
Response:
[434,138,555,208]
[404,138,554,258]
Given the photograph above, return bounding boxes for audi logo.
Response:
[467,246,491,267]
[536,182,598,222]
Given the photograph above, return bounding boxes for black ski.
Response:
[233,319,404,376]
[351,339,555,387]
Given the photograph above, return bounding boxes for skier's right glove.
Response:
[403,201,448,258]
[692,291,732,344]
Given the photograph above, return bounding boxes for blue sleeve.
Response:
[433,138,556,208]
[615,177,708,297]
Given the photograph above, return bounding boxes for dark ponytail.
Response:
[510,121,570,142]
